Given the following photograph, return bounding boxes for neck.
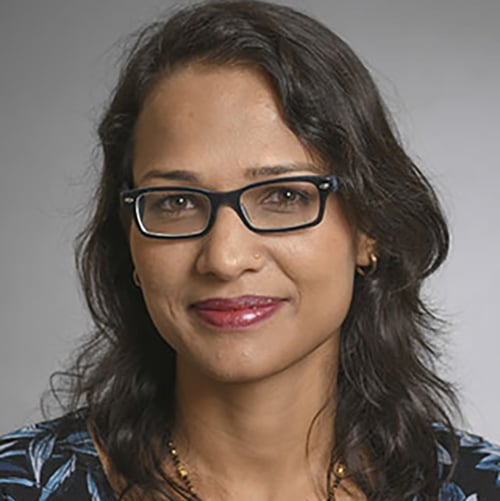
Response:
[173,343,338,500]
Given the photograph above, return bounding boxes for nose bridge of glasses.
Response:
[209,187,250,226]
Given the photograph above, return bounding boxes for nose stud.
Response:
[253,253,261,260]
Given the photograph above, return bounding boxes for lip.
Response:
[190,295,285,330]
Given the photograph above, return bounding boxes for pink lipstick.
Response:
[191,295,284,330]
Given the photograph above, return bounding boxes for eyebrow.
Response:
[138,163,325,185]
[246,163,325,178]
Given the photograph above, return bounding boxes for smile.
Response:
[190,295,285,330]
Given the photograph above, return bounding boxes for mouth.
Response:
[190,295,286,330]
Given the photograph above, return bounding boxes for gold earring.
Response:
[132,270,141,287]
[356,253,378,277]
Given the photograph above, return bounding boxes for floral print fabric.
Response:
[0,411,499,500]
[0,411,114,501]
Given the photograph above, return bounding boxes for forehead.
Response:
[143,63,281,122]
[132,63,317,188]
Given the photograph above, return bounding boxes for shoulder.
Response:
[434,424,500,500]
[0,409,115,500]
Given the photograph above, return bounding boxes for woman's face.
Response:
[130,64,371,383]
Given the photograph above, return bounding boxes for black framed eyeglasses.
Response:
[120,175,340,239]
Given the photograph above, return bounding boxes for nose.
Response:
[195,205,265,281]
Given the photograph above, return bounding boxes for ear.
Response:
[355,232,376,267]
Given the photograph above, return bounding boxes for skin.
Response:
[128,63,371,500]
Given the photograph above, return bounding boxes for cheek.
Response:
[129,232,192,306]
[130,235,196,352]
[283,221,357,322]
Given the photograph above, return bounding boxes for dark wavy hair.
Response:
[60,1,460,499]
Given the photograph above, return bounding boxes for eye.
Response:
[144,192,201,215]
[163,193,198,212]
[262,187,313,206]
[278,189,301,202]
[161,194,194,211]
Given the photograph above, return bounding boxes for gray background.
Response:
[1,0,499,441]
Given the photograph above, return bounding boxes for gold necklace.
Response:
[167,440,346,501]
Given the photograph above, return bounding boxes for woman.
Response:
[0,1,498,500]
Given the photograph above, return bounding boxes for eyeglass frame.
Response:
[120,174,340,239]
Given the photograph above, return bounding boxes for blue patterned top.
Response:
[0,410,499,500]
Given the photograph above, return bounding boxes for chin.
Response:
[181,347,291,385]
[199,358,275,384]
[191,346,324,387]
